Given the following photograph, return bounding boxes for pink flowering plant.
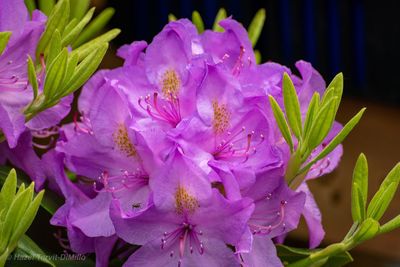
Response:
[0,1,399,267]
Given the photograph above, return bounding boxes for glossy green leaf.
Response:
[10,190,44,245]
[71,29,119,62]
[307,97,337,150]
[248,8,266,47]
[14,235,55,267]
[63,43,108,96]
[192,11,205,33]
[62,8,95,47]
[351,153,368,222]
[168,13,177,22]
[367,181,398,221]
[73,7,116,48]
[302,92,320,139]
[38,0,56,16]
[326,73,343,114]
[36,0,70,58]
[299,108,366,174]
[24,0,37,15]
[46,29,61,66]
[0,169,17,213]
[43,48,68,100]
[254,49,261,64]
[213,8,227,32]
[27,56,39,100]
[379,214,400,235]
[269,95,294,152]
[63,18,79,36]
[282,73,302,139]
[380,162,400,188]
[70,0,90,20]
[353,218,380,244]
[0,31,11,55]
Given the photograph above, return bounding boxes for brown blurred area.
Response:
[92,0,400,266]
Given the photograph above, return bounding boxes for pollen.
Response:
[161,69,181,98]
[113,124,137,157]
[175,186,199,214]
[212,100,230,134]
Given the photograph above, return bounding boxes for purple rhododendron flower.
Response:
[48,17,344,267]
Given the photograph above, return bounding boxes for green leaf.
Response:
[277,245,353,267]
[0,169,17,213]
[168,13,177,22]
[380,162,400,188]
[27,56,39,100]
[282,73,302,140]
[302,92,320,139]
[367,180,398,221]
[10,190,44,245]
[353,218,380,244]
[62,7,95,47]
[326,73,343,114]
[62,43,108,97]
[351,153,368,222]
[36,0,70,58]
[43,48,68,100]
[73,7,116,48]
[192,11,205,33]
[70,0,90,20]
[379,214,400,235]
[248,8,266,47]
[71,29,119,62]
[254,49,262,64]
[213,8,227,32]
[46,29,61,66]
[0,31,12,55]
[299,108,366,175]
[268,95,294,152]
[14,235,55,267]
[307,97,337,150]
[63,18,79,36]
[38,0,56,16]
[24,0,37,15]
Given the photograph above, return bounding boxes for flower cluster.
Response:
[46,18,342,267]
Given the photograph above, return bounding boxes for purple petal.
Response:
[240,236,283,267]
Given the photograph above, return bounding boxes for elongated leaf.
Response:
[73,7,115,48]
[0,31,11,55]
[299,108,366,174]
[36,0,70,58]
[302,92,320,138]
[367,182,398,221]
[248,8,266,47]
[351,153,368,222]
[326,72,344,114]
[70,0,90,20]
[269,95,294,152]
[353,218,380,244]
[24,0,37,15]
[11,190,44,245]
[282,73,302,139]
[307,97,337,150]
[47,29,62,65]
[62,8,95,47]
[71,29,119,61]
[192,11,205,33]
[254,49,261,64]
[14,235,55,267]
[27,56,39,100]
[379,214,400,235]
[63,18,79,36]
[213,8,227,32]
[380,162,400,188]
[0,169,17,213]
[63,43,108,96]
[43,48,68,100]
[38,0,56,16]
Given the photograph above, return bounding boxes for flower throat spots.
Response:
[212,100,230,134]
[162,69,181,99]
[113,124,137,157]
[175,187,199,215]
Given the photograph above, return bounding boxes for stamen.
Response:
[232,46,245,76]
[249,200,288,235]
[73,112,93,135]
[93,170,149,194]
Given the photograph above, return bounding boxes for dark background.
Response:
[107,0,400,106]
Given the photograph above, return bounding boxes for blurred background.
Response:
[28,0,400,266]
